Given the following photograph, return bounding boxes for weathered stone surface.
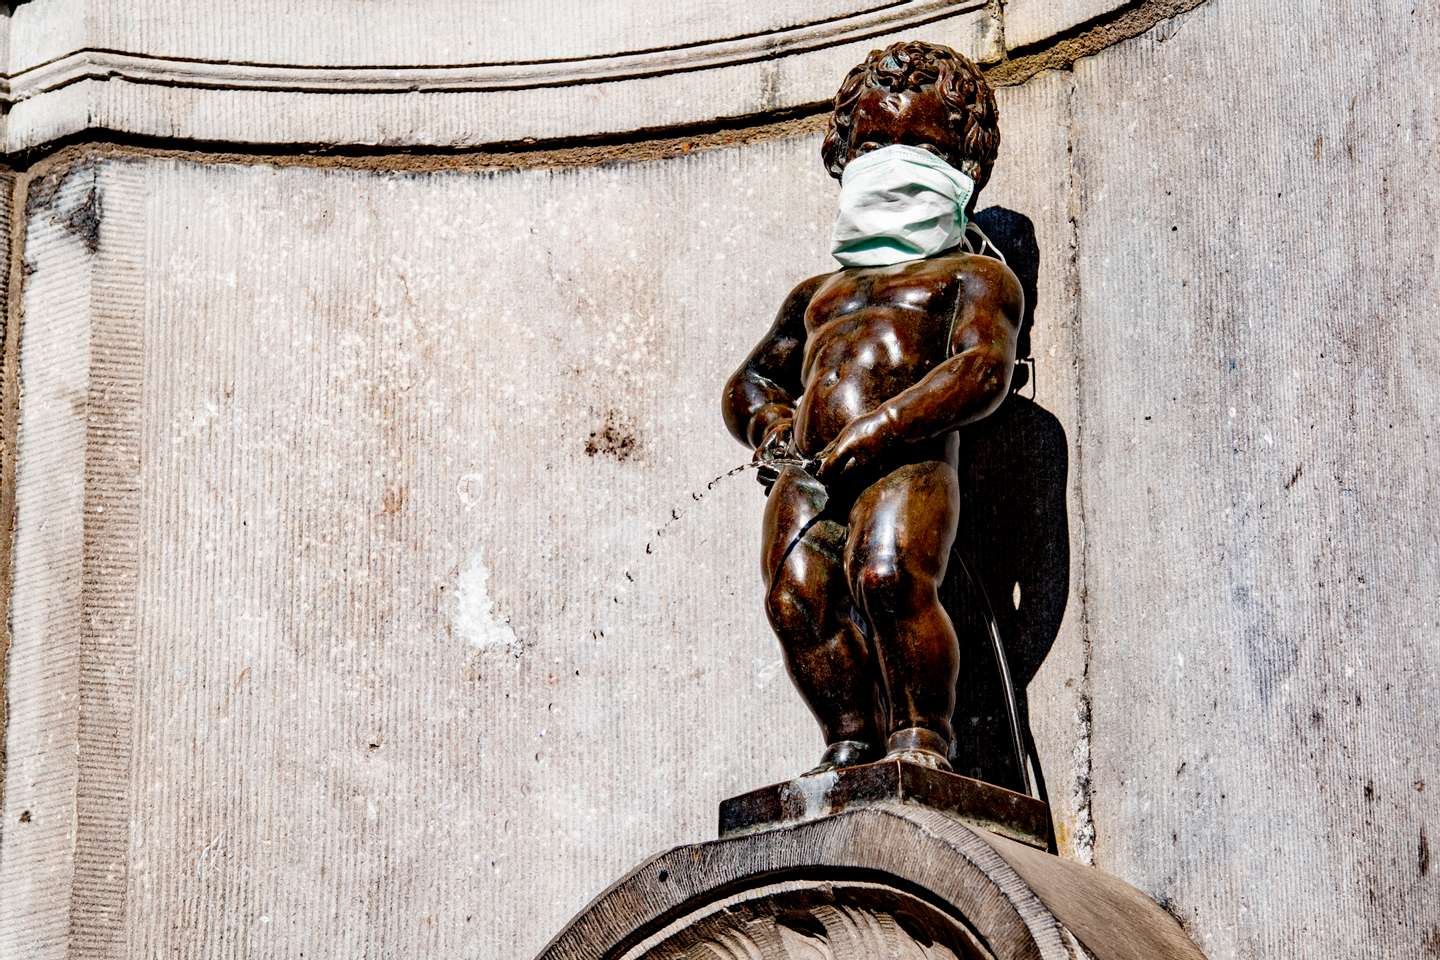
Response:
[0,161,140,960]
[1066,2,1440,958]
[1004,0,1128,51]
[0,146,844,960]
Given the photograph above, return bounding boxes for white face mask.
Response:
[830,143,976,268]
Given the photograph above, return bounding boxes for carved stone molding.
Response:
[6,3,989,98]
[627,881,996,959]
[0,0,1208,153]
[0,1,1000,153]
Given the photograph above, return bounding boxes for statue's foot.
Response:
[884,727,953,772]
[802,739,878,776]
[884,748,952,771]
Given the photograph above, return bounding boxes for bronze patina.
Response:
[722,41,1023,774]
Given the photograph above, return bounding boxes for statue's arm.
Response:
[881,259,1022,438]
[720,274,821,448]
[814,260,1021,481]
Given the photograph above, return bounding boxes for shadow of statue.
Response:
[943,207,1071,820]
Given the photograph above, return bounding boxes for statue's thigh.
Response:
[843,461,960,587]
[760,466,848,593]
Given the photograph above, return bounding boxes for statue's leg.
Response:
[844,459,960,770]
[761,465,881,772]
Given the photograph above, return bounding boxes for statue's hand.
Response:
[753,417,794,492]
[814,412,891,487]
[758,416,794,456]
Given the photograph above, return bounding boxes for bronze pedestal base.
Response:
[718,757,1050,850]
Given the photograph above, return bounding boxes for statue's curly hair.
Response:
[821,41,1000,191]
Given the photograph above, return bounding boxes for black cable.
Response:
[952,547,1035,798]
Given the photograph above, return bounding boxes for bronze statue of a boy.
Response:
[722,41,1022,774]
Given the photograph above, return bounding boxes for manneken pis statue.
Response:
[721,41,1023,775]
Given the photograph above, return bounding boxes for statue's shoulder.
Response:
[933,251,1025,331]
[788,270,839,300]
[938,251,1022,315]
[934,249,1016,283]
[778,270,841,315]
[772,271,838,328]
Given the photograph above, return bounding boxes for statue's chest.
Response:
[806,268,954,336]
[804,280,952,350]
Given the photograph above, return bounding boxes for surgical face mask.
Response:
[830,143,975,268]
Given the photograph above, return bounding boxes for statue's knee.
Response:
[764,580,811,635]
[855,561,930,614]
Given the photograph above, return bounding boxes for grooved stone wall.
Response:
[0,0,1436,958]
[0,145,851,960]
[1070,2,1439,955]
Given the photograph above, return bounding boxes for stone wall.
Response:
[0,1,1436,958]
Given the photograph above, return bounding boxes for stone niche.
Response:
[3,3,1438,960]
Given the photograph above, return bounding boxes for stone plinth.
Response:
[539,768,1206,959]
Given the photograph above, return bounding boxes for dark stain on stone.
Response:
[1232,582,1291,704]
[757,62,781,112]
[585,410,640,462]
[61,186,102,253]
[1421,828,1431,877]
[381,485,407,515]
[33,169,101,254]
[27,163,103,253]
[25,169,66,217]
[1364,780,1375,802]
[18,810,31,823]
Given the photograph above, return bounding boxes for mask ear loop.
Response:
[958,222,1031,396]
[964,220,1007,264]
[948,219,1010,350]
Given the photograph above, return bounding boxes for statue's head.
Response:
[822,41,1000,198]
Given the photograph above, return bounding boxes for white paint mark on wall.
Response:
[171,399,221,445]
[752,656,787,690]
[456,472,484,510]
[452,551,522,657]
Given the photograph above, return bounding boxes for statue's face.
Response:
[844,85,964,172]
